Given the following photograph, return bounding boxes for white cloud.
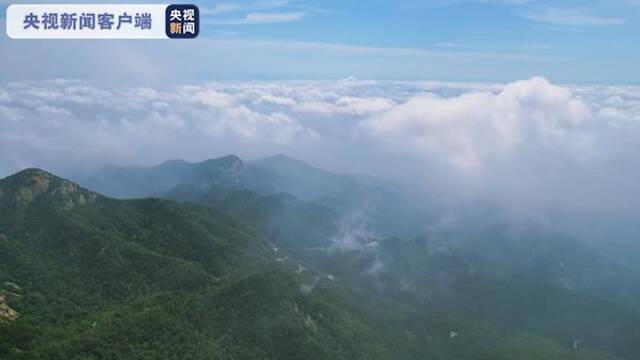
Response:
[335,96,397,116]
[0,35,568,84]
[195,88,235,107]
[252,93,298,107]
[294,96,396,117]
[1,77,639,214]
[519,9,626,26]
[433,42,463,48]
[199,0,311,25]
[200,1,291,15]
[0,88,11,102]
[0,80,323,174]
[361,77,592,172]
[205,11,306,25]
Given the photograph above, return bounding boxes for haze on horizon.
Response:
[1,77,639,215]
[1,0,639,261]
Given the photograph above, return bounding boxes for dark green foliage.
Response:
[0,169,631,359]
[0,169,389,359]
[165,178,639,359]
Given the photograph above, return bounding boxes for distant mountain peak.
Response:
[255,154,316,171]
[160,159,189,167]
[199,154,244,175]
[10,167,51,178]
[219,154,242,162]
[267,153,293,161]
[1,168,58,193]
[264,153,300,162]
[216,154,243,167]
[0,168,98,210]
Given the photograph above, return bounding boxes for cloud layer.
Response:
[362,77,591,172]
[1,77,639,214]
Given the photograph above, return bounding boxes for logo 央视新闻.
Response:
[165,4,198,39]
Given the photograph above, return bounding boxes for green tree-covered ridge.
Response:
[0,166,635,359]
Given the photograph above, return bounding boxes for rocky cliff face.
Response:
[0,283,21,323]
[0,296,18,323]
[0,168,98,211]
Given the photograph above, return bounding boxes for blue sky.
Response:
[1,0,639,83]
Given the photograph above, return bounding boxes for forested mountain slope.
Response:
[0,168,633,359]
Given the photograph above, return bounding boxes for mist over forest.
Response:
[2,0,640,357]
[2,77,639,260]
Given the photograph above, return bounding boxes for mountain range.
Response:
[1,155,639,359]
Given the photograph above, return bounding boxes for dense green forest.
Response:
[0,157,638,359]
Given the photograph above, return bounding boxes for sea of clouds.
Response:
[1,77,639,215]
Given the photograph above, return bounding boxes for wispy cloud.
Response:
[205,11,306,25]
[618,0,640,5]
[199,0,307,25]
[248,39,563,62]
[200,1,291,15]
[213,30,240,36]
[519,9,626,26]
[479,0,537,4]
[433,42,463,48]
